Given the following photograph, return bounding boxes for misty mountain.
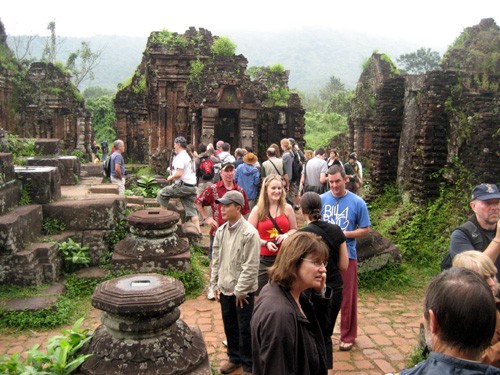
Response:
[8,28,447,94]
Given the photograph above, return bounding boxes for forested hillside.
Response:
[8,27,445,94]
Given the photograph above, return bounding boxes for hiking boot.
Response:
[220,360,241,374]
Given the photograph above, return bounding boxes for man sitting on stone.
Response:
[400,267,499,375]
[157,136,200,233]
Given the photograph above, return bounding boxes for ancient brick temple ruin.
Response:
[347,19,500,201]
[114,28,305,168]
[0,21,92,157]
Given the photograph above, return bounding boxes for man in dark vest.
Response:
[442,183,500,278]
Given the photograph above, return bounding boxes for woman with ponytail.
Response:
[299,191,348,373]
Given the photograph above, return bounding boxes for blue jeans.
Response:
[219,292,254,372]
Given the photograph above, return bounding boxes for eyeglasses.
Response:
[301,258,328,268]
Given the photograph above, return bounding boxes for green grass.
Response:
[360,174,473,297]
[0,244,208,332]
[0,295,92,331]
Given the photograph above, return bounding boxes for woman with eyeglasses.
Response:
[248,174,297,294]
[299,191,348,373]
[251,232,331,375]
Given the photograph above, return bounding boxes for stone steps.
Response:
[0,282,65,312]
[0,205,42,253]
[0,180,22,215]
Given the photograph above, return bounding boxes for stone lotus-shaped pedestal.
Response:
[80,273,210,374]
[111,208,191,272]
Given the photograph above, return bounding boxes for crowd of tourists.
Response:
[152,135,371,374]
[109,135,500,374]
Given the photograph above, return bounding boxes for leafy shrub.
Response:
[392,183,469,269]
[150,29,189,49]
[162,245,207,298]
[267,88,290,107]
[3,134,37,164]
[43,218,67,235]
[0,317,93,374]
[269,64,285,74]
[211,36,236,57]
[58,239,90,273]
[125,175,160,198]
[132,75,146,95]
[190,59,205,81]
[71,149,87,164]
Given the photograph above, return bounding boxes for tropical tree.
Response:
[9,34,38,68]
[86,95,116,143]
[319,75,345,101]
[327,90,355,116]
[66,41,103,87]
[38,21,103,88]
[397,47,441,74]
[41,21,60,64]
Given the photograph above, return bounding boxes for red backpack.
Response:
[198,156,215,180]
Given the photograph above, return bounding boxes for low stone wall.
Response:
[26,156,80,185]
[15,166,61,204]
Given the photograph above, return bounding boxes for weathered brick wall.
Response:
[370,76,405,191]
[407,71,458,200]
[21,63,92,155]
[449,73,500,184]
[350,62,499,201]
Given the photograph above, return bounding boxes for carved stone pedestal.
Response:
[112,208,191,272]
[81,274,210,374]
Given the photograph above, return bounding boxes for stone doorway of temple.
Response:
[215,109,240,152]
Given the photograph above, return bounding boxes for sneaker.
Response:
[207,286,215,300]
[222,339,227,347]
[220,360,241,374]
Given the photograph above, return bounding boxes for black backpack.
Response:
[291,151,303,182]
[103,156,112,178]
[440,221,486,270]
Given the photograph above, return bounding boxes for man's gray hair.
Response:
[114,139,124,149]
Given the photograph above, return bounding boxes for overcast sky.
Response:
[2,0,499,47]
